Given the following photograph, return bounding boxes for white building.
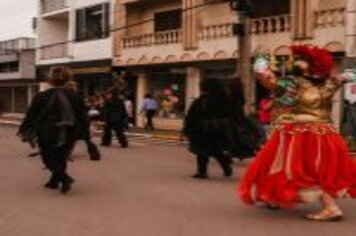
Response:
[36,0,115,94]
[0,38,37,115]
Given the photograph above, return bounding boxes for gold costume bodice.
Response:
[291,77,340,123]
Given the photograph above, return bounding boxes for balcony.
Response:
[40,42,69,60]
[116,14,293,66]
[41,0,68,14]
[313,7,346,52]
[123,30,182,48]
[0,38,36,54]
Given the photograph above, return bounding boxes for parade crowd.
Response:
[17,45,356,222]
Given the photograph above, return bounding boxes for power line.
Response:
[32,0,222,51]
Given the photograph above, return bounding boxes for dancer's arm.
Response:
[253,54,278,91]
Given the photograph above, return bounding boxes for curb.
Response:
[0,119,183,142]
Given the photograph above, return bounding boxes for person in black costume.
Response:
[183,79,238,179]
[64,81,101,161]
[18,67,88,194]
[228,79,261,159]
[101,89,129,148]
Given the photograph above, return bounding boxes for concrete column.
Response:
[304,0,314,39]
[185,67,201,112]
[27,85,33,106]
[136,73,147,128]
[113,0,127,57]
[292,0,313,40]
[182,0,199,50]
[346,0,356,57]
[68,9,75,58]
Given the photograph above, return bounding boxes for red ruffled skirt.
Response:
[239,123,356,208]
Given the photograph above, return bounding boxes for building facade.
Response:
[0,38,37,115]
[111,0,351,130]
[36,0,115,95]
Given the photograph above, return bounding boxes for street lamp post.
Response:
[229,0,254,114]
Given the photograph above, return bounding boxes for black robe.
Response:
[183,95,258,159]
[18,88,89,148]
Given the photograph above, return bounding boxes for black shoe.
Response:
[60,177,74,194]
[44,182,59,190]
[223,166,233,178]
[121,143,129,148]
[101,143,110,147]
[191,174,208,179]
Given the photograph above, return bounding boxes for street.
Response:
[1,125,356,236]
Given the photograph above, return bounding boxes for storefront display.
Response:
[147,73,186,119]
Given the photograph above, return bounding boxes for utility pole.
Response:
[229,0,253,114]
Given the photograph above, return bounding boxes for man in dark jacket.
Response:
[101,90,129,148]
[18,66,88,194]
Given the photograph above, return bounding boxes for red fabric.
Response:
[239,123,356,208]
[258,99,272,124]
[291,45,334,78]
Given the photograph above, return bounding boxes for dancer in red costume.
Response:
[239,45,356,221]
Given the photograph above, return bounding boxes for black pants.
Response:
[145,110,156,130]
[38,142,74,184]
[101,122,128,147]
[195,154,232,176]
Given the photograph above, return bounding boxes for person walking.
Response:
[124,96,134,130]
[64,80,101,161]
[141,94,158,130]
[239,45,356,221]
[183,79,238,179]
[101,89,129,148]
[18,66,88,194]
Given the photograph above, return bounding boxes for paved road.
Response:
[1,125,356,236]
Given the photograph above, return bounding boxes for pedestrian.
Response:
[65,80,101,161]
[101,89,129,148]
[183,79,238,179]
[239,45,356,221]
[18,66,88,194]
[124,96,134,130]
[141,94,158,130]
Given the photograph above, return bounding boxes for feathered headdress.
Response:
[290,45,334,78]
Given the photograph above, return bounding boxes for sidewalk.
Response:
[0,115,182,142]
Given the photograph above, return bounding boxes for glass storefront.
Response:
[0,86,36,114]
[147,72,186,119]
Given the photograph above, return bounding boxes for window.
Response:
[0,62,19,73]
[147,72,186,119]
[154,9,182,32]
[252,0,290,18]
[76,3,110,42]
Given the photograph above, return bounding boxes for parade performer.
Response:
[239,45,356,221]
[184,79,256,179]
[18,66,88,194]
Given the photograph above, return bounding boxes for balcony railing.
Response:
[0,38,36,53]
[40,43,69,60]
[123,30,182,48]
[199,15,291,41]
[41,0,67,14]
[199,23,234,40]
[250,14,291,35]
[315,8,345,28]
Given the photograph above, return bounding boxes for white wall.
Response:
[38,0,115,63]
[72,39,112,62]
